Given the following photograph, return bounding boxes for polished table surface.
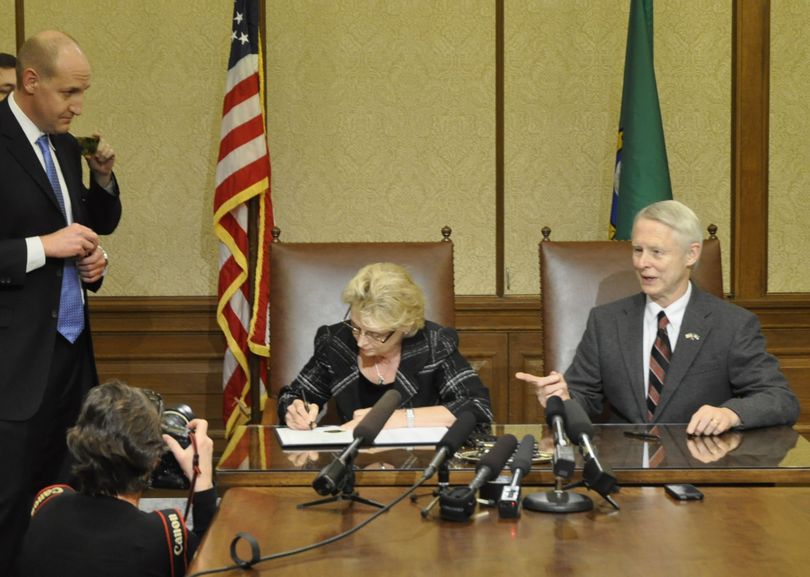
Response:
[216,424,810,487]
[188,486,810,577]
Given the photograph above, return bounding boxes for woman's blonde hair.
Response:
[342,262,426,336]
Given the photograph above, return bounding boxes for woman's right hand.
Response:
[163,418,214,492]
[285,399,319,430]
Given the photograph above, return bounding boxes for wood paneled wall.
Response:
[90,294,810,440]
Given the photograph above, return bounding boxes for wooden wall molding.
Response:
[732,0,771,298]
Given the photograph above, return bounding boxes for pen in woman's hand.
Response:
[301,390,316,430]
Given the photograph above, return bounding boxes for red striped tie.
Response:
[647,425,666,468]
[647,312,671,421]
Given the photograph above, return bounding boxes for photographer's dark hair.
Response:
[67,380,165,496]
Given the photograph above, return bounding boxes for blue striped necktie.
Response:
[35,135,85,343]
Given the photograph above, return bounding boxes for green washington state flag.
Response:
[609,0,672,240]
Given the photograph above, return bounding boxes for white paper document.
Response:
[275,425,448,448]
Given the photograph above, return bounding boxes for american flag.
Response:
[214,0,273,438]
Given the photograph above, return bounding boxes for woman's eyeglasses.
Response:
[342,309,395,343]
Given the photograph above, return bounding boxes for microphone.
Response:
[522,399,598,514]
[563,399,620,508]
[469,433,518,494]
[312,389,402,496]
[423,412,477,480]
[440,434,518,521]
[546,396,575,480]
[353,389,403,447]
[497,434,535,519]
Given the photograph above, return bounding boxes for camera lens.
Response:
[161,404,195,439]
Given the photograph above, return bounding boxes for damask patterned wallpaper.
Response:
[0,0,15,53]
[26,0,230,296]
[10,1,805,296]
[770,1,810,293]
[265,1,497,294]
[505,0,731,294]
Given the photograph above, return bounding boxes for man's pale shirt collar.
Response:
[7,92,48,147]
[645,280,692,346]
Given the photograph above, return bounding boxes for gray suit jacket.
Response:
[565,287,800,429]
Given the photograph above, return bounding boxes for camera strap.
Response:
[154,508,188,577]
[182,431,201,521]
[30,484,75,516]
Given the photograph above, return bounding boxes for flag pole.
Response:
[216,0,274,438]
[246,0,268,426]
[247,209,261,425]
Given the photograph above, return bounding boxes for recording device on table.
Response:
[413,412,478,518]
[302,389,403,509]
[497,434,535,519]
[439,433,518,522]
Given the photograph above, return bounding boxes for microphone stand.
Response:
[413,462,451,518]
[564,477,619,510]
[523,474,593,514]
[523,441,592,514]
[523,427,592,513]
[298,453,384,510]
[564,458,620,510]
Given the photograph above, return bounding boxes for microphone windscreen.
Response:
[563,399,594,442]
[510,434,535,477]
[477,434,518,481]
[437,412,477,453]
[353,389,403,447]
[545,395,565,425]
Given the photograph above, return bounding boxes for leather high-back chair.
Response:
[261,227,455,425]
[540,225,723,381]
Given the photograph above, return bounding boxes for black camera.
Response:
[142,389,197,490]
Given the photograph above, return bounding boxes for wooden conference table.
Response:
[215,423,810,488]
[188,425,810,576]
[189,486,810,577]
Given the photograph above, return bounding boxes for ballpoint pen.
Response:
[301,389,316,430]
[624,430,661,442]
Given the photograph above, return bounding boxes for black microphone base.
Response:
[438,486,477,522]
[297,491,385,510]
[522,489,593,514]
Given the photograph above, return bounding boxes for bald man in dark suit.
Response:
[0,31,121,574]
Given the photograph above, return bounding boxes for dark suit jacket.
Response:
[277,320,494,425]
[565,287,800,429]
[0,98,122,421]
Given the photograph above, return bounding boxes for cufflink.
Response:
[101,247,109,276]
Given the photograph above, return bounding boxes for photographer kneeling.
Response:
[18,380,216,577]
